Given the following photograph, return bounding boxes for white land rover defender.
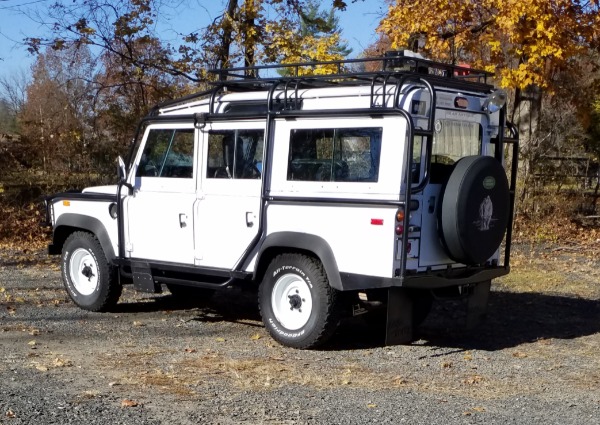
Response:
[45,52,518,348]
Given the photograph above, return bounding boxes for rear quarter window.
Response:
[287,127,382,182]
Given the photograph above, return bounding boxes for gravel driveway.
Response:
[1,246,599,424]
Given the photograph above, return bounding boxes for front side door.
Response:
[124,124,198,264]
[194,121,265,269]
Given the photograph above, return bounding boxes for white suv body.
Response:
[45,53,518,348]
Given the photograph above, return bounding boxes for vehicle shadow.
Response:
[111,287,600,351]
[328,290,600,351]
[112,286,262,324]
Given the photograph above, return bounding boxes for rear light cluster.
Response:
[395,207,405,236]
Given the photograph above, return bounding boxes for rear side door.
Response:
[194,121,265,269]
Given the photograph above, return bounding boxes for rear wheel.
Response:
[259,253,341,349]
[61,231,121,312]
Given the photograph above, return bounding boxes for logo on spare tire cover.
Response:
[483,176,496,189]
[476,195,494,231]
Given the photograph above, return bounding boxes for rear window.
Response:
[287,127,383,182]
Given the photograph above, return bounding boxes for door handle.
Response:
[179,213,187,228]
[246,212,255,227]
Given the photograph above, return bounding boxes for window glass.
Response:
[137,129,194,178]
[429,120,482,184]
[207,129,264,179]
[287,127,382,182]
[432,120,481,163]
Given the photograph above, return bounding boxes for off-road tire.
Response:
[61,231,121,312]
[258,253,341,349]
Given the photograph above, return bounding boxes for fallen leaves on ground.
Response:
[121,399,140,408]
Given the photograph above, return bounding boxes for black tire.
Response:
[439,156,510,265]
[258,253,341,349]
[61,231,121,312]
[166,284,215,299]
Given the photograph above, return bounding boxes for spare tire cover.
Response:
[438,156,510,265]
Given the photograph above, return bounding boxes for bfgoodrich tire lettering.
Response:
[258,253,341,349]
[61,231,121,312]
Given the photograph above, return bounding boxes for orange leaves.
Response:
[378,0,598,91]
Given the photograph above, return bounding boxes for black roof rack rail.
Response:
[207,51,492,86]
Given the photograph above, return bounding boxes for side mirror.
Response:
[117,156,127,182]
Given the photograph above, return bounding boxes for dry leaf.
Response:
[367,404,377,408]
[5,409,16,418]
[29,329,40,336]
[216,337,225,342]
[28,340,36,346]
[513,352,528,358]
[250,333,261,340]
[441,361,453,369]
[132,321,144,327]
[464,375,483,385]
[0,287,5,293]
[121,399,139,408]
[35,365,48,372]
[472,406,486,412]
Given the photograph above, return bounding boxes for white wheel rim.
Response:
[69,248,99,296]
[271,273,313,331]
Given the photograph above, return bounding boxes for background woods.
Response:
[0,0,599,246]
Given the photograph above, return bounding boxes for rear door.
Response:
[194,121,265,269]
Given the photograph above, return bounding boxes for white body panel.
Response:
[266,204,397,277]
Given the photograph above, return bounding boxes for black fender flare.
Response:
[255,232,343,291]
[53,214,116,261]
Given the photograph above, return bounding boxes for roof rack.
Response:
[208,51,492,87]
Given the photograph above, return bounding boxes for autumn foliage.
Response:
[379,0,600,91]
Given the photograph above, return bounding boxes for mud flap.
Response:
[466,280,491,330]
[385,287,413,345]
[132,262,161,293]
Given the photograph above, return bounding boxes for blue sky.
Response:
[0,0,385,79]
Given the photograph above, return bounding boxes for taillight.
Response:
[395,207,405,236]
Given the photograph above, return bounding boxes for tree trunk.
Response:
[218,0,239,79]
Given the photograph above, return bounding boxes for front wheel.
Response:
[61,231,121,312]
[258,254,341,349]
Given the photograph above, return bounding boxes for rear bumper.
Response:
[340,266,509,291]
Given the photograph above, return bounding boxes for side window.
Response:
[136,129,194,178]
[207,129,264,179]
[287,127,382,182]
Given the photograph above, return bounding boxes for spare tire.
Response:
[438,156,510,265]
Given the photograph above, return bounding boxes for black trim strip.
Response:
[46,192,117,203]
[340,266,509,291]
[268,196,405,207]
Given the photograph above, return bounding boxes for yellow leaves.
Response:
[378,0,597,91]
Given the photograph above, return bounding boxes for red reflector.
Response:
[371,218,384,225]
